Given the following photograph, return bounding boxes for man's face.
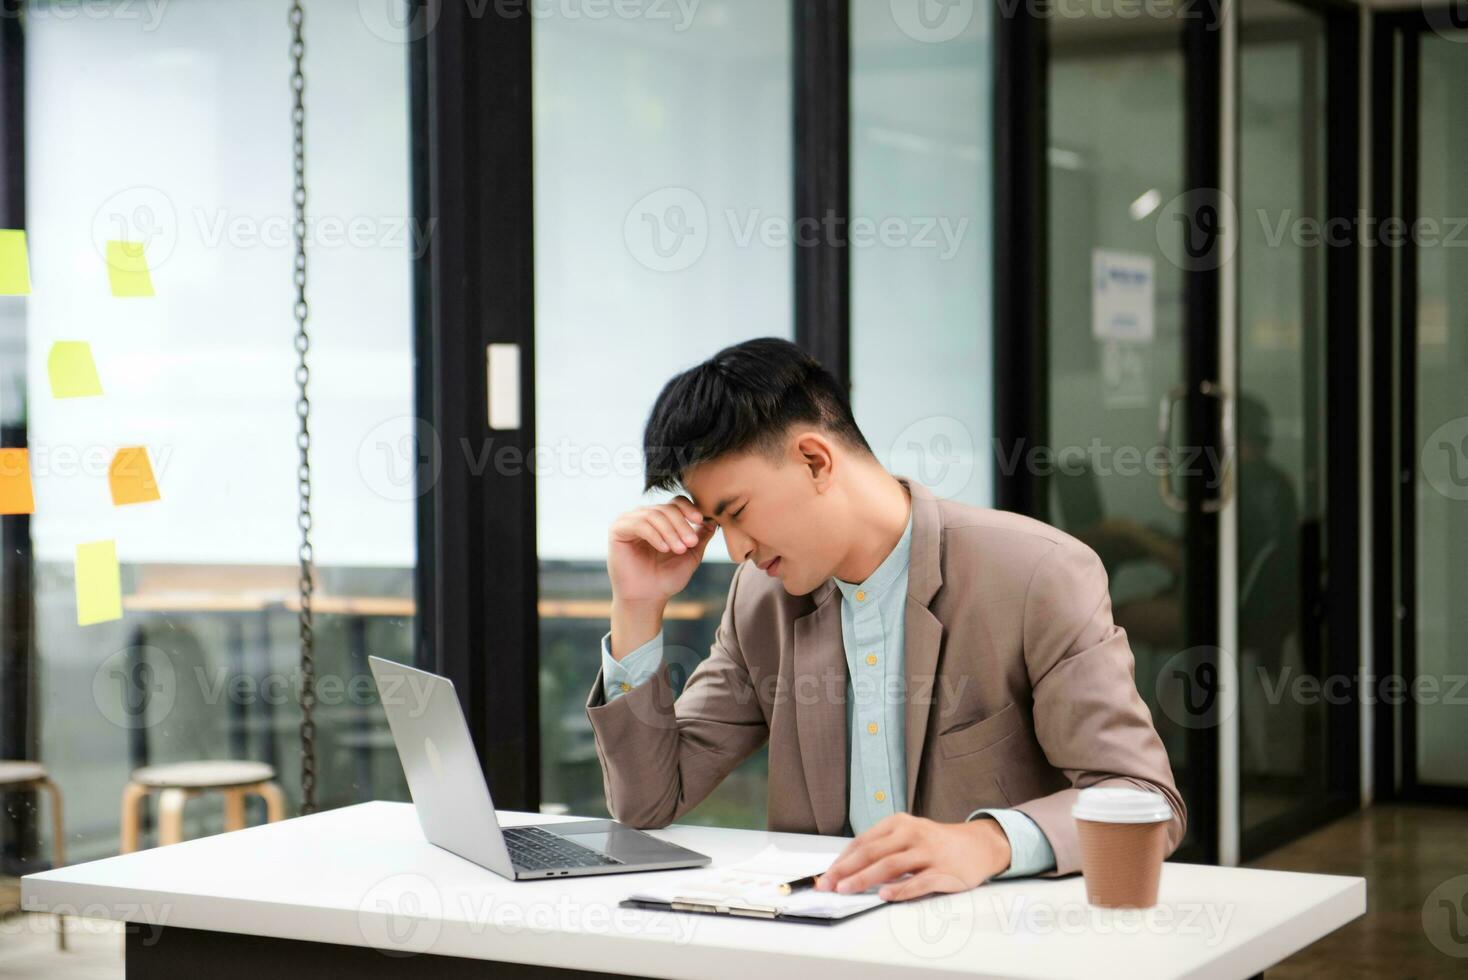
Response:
[681,434,845,596]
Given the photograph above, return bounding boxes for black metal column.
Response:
[992,1,1049,518]
[0,0,36,873]
[793,0,850,388]
[411,0,539,809]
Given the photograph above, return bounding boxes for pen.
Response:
[777,873,822,895]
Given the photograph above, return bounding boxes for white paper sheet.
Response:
[625,845,886,920]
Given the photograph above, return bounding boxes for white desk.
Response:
[22,801,1364,980]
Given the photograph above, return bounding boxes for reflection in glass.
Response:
[533,0,792,827]
[1413,31,1468,788]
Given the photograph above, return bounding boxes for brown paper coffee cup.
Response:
[1072,787,1172,909]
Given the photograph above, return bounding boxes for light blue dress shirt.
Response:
[599,509,1056,879]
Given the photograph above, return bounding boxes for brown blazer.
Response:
[585,476,1186,875]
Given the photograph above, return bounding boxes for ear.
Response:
[791,431,835,491]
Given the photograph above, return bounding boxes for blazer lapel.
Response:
[793,580,848,836]
[898,477,945,809]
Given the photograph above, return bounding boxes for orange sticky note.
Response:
[0,448,34,514]
[109,446,161,506]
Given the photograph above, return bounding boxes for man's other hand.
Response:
[814,812,1012,902]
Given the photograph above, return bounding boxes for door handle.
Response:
[1156,381,1233,514]
[1157,384,1188,513]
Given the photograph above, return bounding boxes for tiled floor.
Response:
[1245,803,1468,978]
[0,914,122,979]
[1,803,1463,978]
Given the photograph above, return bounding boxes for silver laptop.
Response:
[368,656,710,880]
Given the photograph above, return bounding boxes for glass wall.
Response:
[1413,29,1468,788]
[1235,0,1332,835]
[1046,7,1202,853]
[851,2,993,507]
[4,0,415,882]
[533,0,791,827]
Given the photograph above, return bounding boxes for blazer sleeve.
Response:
[583,563,770,829]
[1010,536,1189,876]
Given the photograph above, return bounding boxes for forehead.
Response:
[683,450,773,515]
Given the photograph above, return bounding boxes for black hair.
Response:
[642,337,873,492]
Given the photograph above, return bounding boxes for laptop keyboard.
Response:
[503,826,624,872]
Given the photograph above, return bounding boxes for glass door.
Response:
[1045,5,1222,862]
[1388,15,1468,803]
[1042,0,1363,862]
[1235,0,1359,852]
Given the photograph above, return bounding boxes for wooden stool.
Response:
[120,761,285,852]
[0,761,66,950]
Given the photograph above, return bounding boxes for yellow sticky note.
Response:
[109,446,160,506]
[75,539,123,626]
[0,229,31,295]
[0,448,34,515]
[106,240,154,297]
[47,341,104,398]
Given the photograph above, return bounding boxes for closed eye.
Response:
[731,504,747,521]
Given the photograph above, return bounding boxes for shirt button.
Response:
[619,682,631,693]
[867,722,878,734]
[874,790,886,802]
[865,653,877,666]
[855,590,867,602]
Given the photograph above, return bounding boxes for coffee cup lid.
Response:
[1071,787,1172,824]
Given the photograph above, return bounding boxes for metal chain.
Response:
[289,0,317,815]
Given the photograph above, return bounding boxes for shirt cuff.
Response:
[600,630,664,702]
[967,807,1057,879]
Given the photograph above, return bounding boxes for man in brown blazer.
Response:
[587,338,1185,902]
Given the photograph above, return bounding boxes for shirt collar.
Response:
[832,504,914,602]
